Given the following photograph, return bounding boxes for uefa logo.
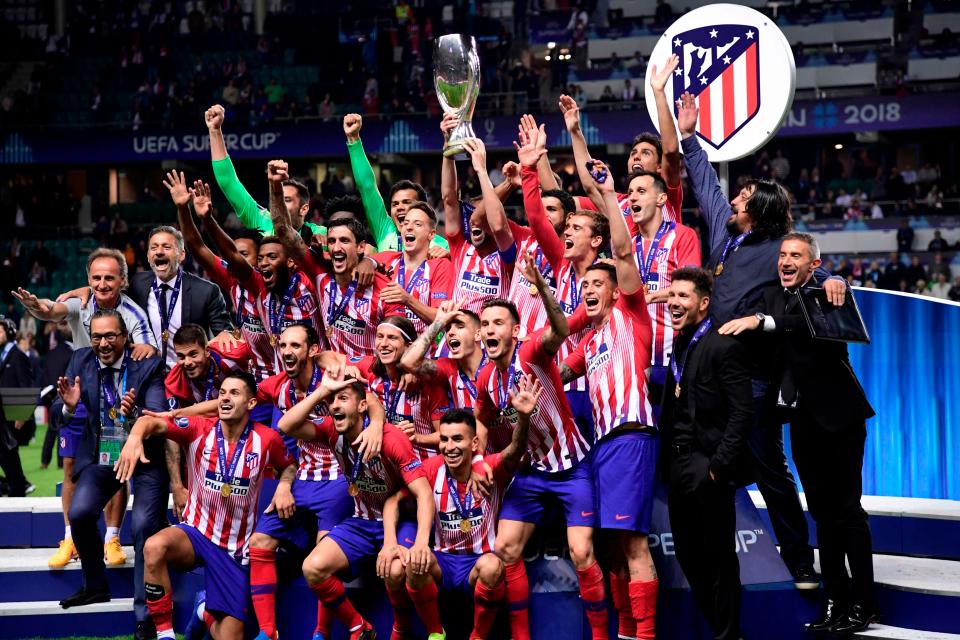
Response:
[645,3,796,162]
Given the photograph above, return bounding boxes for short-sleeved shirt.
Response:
[430,356,483,411]
[64,294,157,349]
[446,227,517,315]
[164,415,295,561]
[565,288,655,440]
[475,331,591,472]
[309,420,425,521]
[374,251,454,335]
[256,366,340,482]
[207,258,266,376]
[505,224,555,339]
[164,341,252,409]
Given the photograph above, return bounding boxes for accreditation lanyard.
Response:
[100,365,128,427]
[636,221,674,287]
[216,419,251,496]
[151,271,182,341]
[715,232,751,276]
[671,319,712,386]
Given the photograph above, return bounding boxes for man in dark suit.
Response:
[719,233,877,634]
[53,308,169,640]
[660,268,755,640]
[0,315,33,496]
[129,225,234,370]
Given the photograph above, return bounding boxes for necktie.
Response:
[159,283,170,363]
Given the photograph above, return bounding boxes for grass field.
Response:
[19,423,65,498]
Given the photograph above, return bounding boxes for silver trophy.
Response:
[434,34,481,158]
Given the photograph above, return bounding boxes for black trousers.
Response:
[747,383,814,572]
[790,416,875,606]
[0,443,27,496]
[69,463,169,622]
[668,451,741,640]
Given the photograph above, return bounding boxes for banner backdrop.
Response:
[2,92,958,164]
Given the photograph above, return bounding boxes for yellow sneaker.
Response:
[48,538,78,568]
[104,536,127,566]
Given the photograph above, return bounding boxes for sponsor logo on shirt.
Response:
[204,470,251,496]
[439,507,483,532]
[587,342,611,376]
[244,452,259,468]
[460,271,499,295]
[332,315,367,336]
[297,294,317,316]
[175,417,190,428]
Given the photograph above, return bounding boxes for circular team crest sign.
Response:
[644,3,796,162]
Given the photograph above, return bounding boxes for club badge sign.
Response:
[644,4,796,162]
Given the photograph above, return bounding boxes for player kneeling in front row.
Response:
[115,371,297,639]
[278,372,435,640]
[381,376,542,640]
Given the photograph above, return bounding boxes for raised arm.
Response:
[559,94,597,199]
[398,300,462,376]
[195,180,255,282]
[520,114,560,191]
[206,104,270,234]
[649,55,682,189]
[165,171,221,275]
[516,125,565,268]
[521,253,569,355]
[587,159,644,295]
[463,138,514,252]
[499,374,542,472]
[344,113,393,248]
[12,288,68,322]
[677,91,730,254]
[440,114,462,238]
[267,159,308,264]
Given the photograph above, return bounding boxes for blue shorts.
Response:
[435,551,480,593]
[324,517,419,580]
[58,402,87,458]
[250,403,274,424]
[500,460,596,528]
[177,523,249,622]
[566,389,596,446]
[592,430,658,532]
[254,477,355,548]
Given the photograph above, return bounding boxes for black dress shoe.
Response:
[59,587,111,609]
[830,603,880,634]
[792,565,821,590]
[804,599,847,632]
[134,619,158,640]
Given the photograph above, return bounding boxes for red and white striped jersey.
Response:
[164,416,294,561]
[632,223,702,367]
[309,420,425,521]
[505,225,554,339]
[207,259,270,382]
[256,368,339,481]
[446,230,516,314]
[431,357,482,411]
[565,288,655,439]
[419,453,508,555]
[355,356,445,462]
[575,180,683,225]
[374,251,454,335]
[475,331,591,472]
[164,341,253,409]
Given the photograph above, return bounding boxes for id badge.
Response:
[98,424,128,466]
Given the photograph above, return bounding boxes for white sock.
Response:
[64,525,71,541]
[105,526,119,543]
[157,630,176,639]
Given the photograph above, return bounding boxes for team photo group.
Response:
[9,47,878,640]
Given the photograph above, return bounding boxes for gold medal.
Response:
[161,330,170,343]
[675,385,681,398]
[108,407,119,420]
[221,483,232,498]
[642,284,650,297]
[459,518,472,533]
[347,483,359,497]
[232,328,242,340]
[714,263,724,276]
[528,284,538,296]
[269,334,277,347]
[326,326,334,338]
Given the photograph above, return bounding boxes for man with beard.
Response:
[343,113,449,254]
[509,125,610,441]
[660,268,754,640]
[440,117,520,314]
[53,309,169,640]
[400,300,486,412]
[373,201,454,335]
[116,371,296,640]
[560,56,685,225]
[165,324,252,410]
[13,249,157,570]
[473,262,602,640]
[279,374,434,640]
[269,159,403,359]
[206,104,323,239]
[677,90,845,588]
[560,158,660,640]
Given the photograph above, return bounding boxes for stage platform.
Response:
[0,493,956,639]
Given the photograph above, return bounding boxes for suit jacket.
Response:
[129,270,233,337]
[752,277,875,431]
[0,345,33,451]
[661,327,755,487]
[52,348,167,478]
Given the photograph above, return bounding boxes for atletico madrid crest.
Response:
[672,24,761,149]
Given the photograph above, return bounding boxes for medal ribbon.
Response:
[715,231,752,273]
[216,418,252,493]
[327,278,358,332]
[100,365,128,426]
[151,270,183,339]
[671,318,713,384]
[235,285,247,329]
[202,352,222,402]
[346,415,371,486]
[269,273,300,339]
[636,221,674,287]
[495,344,519,412]
[398,258,427,295]
[381,377,403,419]
[458,353,487,401]
[445,470,473,522]
[289,364,323,415]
